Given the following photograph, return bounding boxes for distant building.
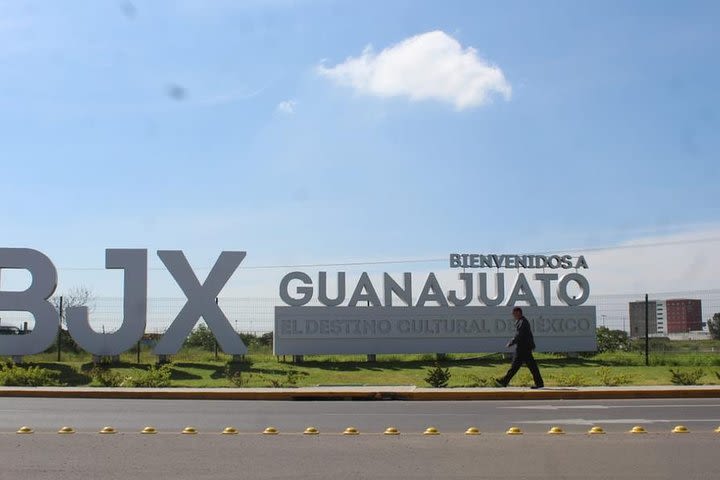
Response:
[665,299,702,333]
[628,299,702,337]
[629,300,658,337]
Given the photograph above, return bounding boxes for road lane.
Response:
[1,433,718,480]
[1,397,719,434]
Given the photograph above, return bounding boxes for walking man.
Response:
[496,307,544,389]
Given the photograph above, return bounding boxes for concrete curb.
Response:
[1,386,719,401]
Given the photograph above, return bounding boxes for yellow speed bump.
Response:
[222,427,239,435]
[57,426,75,435]
[99,426,117,434]
[506,426,523,435]
[16,426,33,435]
[629,426,647,434]
[383,427,400,436]
[181,427,198,435]
[423,427,440,436]
[715,426,720,433]
[263,426,279,435]
[141,426,158,435]
[588,426,606,435]
[343,427,359,436]
[672,425,689,434]
[303,427,319,435]
[464,427,481,436]
[547,426,565,435]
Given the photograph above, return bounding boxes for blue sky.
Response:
[1,0,719,297]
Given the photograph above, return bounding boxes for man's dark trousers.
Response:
[500,350,544,387]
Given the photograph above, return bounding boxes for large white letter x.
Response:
[153,251,247,355]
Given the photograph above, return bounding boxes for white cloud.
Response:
[317,30,511,110]
[276,99,296,114]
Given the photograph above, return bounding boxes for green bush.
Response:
[596,367,632,386]
[553,372,589,387]
[512,371,534,387]
[43,329,82,354]
[266,369,303,388]
[124,365,172,387]
[596,327,630,353]
[669,368,704,385]
[424,364,451,388]
[463,374,492,387]
[708,313,720,340]
[224,364,256,387]
[183,323,217,351]
[258,332,273,347]
[89,366,126,387]
[0,363,61,386]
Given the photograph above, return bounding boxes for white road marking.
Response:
[517,418,720,425]
[500,404,720,410]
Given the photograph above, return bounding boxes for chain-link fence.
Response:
[1,289,718,339]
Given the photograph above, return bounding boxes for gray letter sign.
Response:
[274,306,596,355]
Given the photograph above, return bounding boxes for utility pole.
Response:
[57,296,63,362]
[644,294,649,366]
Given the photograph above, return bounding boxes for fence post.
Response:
[215,297,220,360]
[644,293,649,366]
[57,296,63,362]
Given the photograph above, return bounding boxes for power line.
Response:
[54,236,720,271]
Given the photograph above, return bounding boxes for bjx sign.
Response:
[273,253,596,355]
[0,248,597,358]
[0,248,248,357]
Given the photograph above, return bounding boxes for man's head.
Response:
[512,307,523,320]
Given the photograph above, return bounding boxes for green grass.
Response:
[3,347,720,387]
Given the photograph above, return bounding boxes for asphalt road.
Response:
[1,397,719,434]
[1,398,719,479]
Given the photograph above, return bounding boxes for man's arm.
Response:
[506,326,520,348]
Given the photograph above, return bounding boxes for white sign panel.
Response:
[274,306,597,355]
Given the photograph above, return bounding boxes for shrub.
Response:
[0,363,61,386]
[266,369,304,388]
[43,329,82,354]
[463,374,492,387]
[512,372,534,387]
[669,368,704,385]
[596,327,630,353]
[553,372,589,387]
[424,364,451,388]
[596,367,632,386]
[89,366,126,387]
[708,313,720,340]
[183,323,217,351]
[124,365,172,388]
[226,369,253,387]
[224,364,256,387]
[258,332,273,347]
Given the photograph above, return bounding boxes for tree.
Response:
[51,286,94,329]
[708,313,720,340]
[596,326,630,353]
[46,286,94,354]
[424,363,451,388]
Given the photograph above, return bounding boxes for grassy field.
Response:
[3,345,720,387]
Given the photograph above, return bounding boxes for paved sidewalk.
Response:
[1,385,719,400]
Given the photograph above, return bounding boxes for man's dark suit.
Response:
[498,316,544,387]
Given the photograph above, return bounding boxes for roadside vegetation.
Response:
[1,326,720,388]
